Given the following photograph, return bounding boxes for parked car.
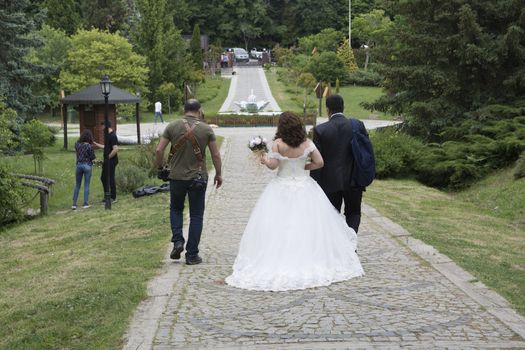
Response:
[232,48,249,62]
[250,48,265,59]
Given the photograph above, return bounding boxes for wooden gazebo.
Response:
[61,84,141,149]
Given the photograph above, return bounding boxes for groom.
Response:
[311,94,369,233]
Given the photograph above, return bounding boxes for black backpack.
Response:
[350,118,376,187]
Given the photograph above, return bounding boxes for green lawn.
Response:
[365,175,525,315]
[0,137,222,349]
[265,67,395,120]
[195,75,231,116]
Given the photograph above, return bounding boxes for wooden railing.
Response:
[12,174,55,216]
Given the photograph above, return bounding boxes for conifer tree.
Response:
[370,0,525,139]
[135,0,189,104]
[337,39,358,73]
[190,24,203,70]
[0,0,46,119]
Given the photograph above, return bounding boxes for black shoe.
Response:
[186,255,203,265]
[170,242,184,260]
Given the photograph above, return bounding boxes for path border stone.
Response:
[363,203,525,340]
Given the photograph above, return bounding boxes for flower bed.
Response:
[205,113,317,127]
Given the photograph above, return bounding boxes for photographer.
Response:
[155,99,222,265]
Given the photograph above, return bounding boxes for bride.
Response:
[225,112,364,291]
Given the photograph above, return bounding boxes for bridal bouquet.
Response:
[248,136,268,153]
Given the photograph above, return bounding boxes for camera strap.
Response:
[168,119,204,173]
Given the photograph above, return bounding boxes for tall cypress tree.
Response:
[190,24,203,69]
[370,0,525,139]
[135,0,189,103]
[0,0,46,120]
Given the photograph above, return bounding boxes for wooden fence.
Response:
[12,174,55,216]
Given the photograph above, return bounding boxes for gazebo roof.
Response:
[62,84,140,105]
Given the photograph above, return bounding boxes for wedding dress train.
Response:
[225,142,364,291]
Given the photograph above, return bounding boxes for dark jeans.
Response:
[72,163,92,206]
[101,159,118,200]
[326,188,363,233]
[169,179,207,258]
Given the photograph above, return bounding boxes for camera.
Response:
[188,173,207,191]
[157,167,170,182]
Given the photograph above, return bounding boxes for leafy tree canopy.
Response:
[308,51,348,84]
[26,25,71,109]
[352,9,393,47]
[298,28,346,55]
[59,29,148,95]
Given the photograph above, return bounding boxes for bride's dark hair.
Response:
[274,112,306,148]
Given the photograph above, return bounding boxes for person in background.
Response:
[72,129,102,210]
[100,120,119,203]
[154,101,164,124]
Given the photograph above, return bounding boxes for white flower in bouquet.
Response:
[248,135,268,152]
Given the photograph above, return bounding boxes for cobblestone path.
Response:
[124,128,525,349]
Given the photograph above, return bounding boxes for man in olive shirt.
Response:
[155,99,222,265]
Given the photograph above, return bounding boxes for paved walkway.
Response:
[219,66,281,114]
[122,127,525,350]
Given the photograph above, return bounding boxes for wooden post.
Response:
[40,190,48,215]
[135,103,141,145]
[62,104,68,149]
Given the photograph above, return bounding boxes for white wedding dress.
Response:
[225,142,364,291]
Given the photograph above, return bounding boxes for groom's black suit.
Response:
[311,113,367,232]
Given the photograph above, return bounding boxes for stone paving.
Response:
[123,128,525,350]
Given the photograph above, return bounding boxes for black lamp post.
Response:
[100,75,112,210]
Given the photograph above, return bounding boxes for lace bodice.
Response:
[267,142,316,179]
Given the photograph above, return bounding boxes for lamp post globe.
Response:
[100,75,112,209]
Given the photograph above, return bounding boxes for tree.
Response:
[193,0,272,49]
[42,0,82,35]
[189,24,203,69]
[0,0,46,120]
[26,25,71,115]
[308,52,348,84]
[352,9,393,69]
[158,82,181,114]
[298,28,346,55]
[370,0,525,139]
[135,0,189,101]
[21,119,54,174]
[59,29,148,95]
[337,39,359,73]
[80,0,129,33]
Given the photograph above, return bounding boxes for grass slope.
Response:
[0,137,222,349]
[365,174,525,315]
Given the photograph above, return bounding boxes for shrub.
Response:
[370,127,424,178]
[347,69,383,86]
[411,116,525,189]
[128,137,159,177]
[0,162,24,227]
[115,164,148,193]
[514,152,525,179]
